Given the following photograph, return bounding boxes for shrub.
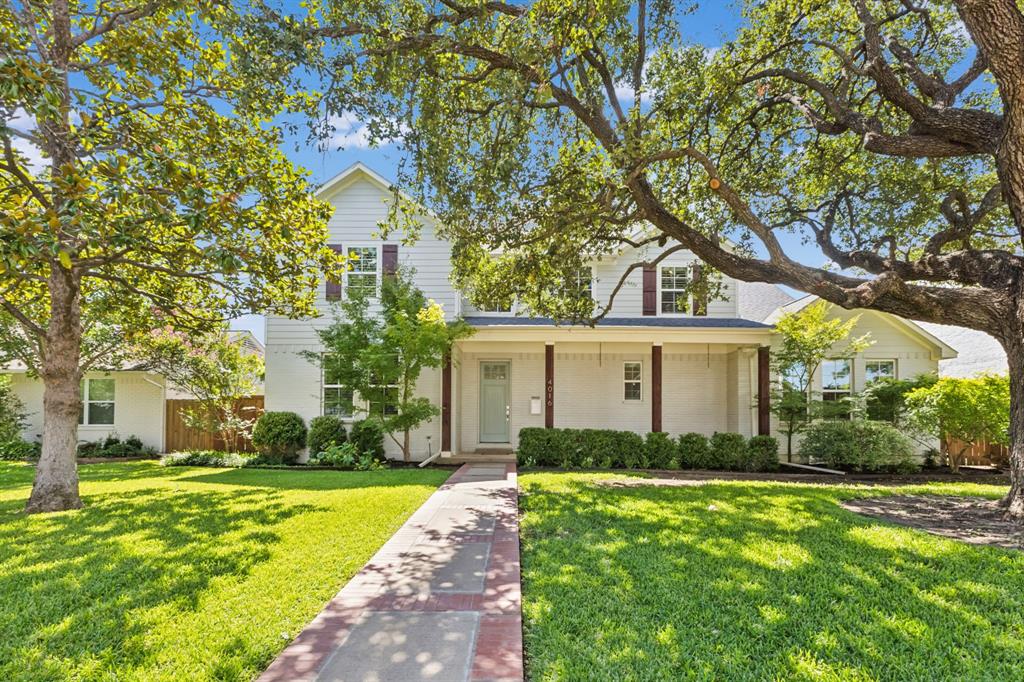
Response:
[76,435,151,458]
[746,436,780,472]
[518,427,660,470]
[308,416,348,457]
[645,432,679,469]
[708,432,748,471]
[678,432,710,469]
[252,412,307,464]
[161,450,254,467]
[349,419,385,460]
[0,375,27,457]
[312,442,384,470]
[799,420,918,473]
[0,439,40,461]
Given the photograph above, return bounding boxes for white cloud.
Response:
[324,111,373,149]
[3,108,46,171]
[320,111,410,151]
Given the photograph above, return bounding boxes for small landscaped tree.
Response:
[143,328,264,452]
[906,374,1011,473]
[305,269,472,461]
[770,301,872,459]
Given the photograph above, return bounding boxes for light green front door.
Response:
[480,361,510,443]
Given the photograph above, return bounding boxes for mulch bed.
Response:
[841,495,1024,550]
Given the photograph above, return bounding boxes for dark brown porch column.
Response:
[652,343,663,432]
[441,354,452,451]
[757,346,771,436]
[545,342,554,428]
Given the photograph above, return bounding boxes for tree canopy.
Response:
[247,0,1024,515]
[2,0,336,512]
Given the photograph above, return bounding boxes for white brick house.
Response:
[264,163,958,462]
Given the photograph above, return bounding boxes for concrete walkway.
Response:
[258,463,523,682]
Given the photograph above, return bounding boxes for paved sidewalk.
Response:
[258,463,523,682]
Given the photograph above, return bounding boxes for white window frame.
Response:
[820,358,853,401]
[367,376,400,417]
[344,245,381,298]
[80,377,115,426]
[623,361,643,401]
[864,359,897,385]
[474,299,517,316]
[321,357,353,419]
[567,266,594,302]
[658,265,692,316]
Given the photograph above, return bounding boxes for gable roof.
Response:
[736,281,795,323]
[316,161,396,200]
[763,294,958,359]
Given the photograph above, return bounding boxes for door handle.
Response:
[506,405,510,420]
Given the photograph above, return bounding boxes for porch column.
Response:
[441,354,452,451]
[652,343,663,432]
[545,342,554,428]
[757,346,771,436]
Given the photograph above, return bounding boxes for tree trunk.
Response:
[403,429,411,462]
[25,268,84,514]
[1000,327,1024,518]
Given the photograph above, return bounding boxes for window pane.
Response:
[781,364,805,390]
[88,402,115,425]
[865,361,894,384]
[821,360,851,391]
[324,361,345,386]
[349,247,377,273]
[661,291,688,313]
[88,379,115,401]
[624,382,641,401]
[323,387,352,417]
[624,363,641,381]
[347,273,377,296]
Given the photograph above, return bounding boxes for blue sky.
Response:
[235,2,814,342]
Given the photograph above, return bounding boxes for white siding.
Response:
[9,371,166,451]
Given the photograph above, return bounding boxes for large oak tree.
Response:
[1,1,334,512]
[255,0,1024,514]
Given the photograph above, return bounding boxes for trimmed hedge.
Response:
[252,412,307,464]
[799,420,918,473]
[308,416,347,458]
[161,450,255,467]
[518,427,781,472]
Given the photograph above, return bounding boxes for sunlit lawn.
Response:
[519,472,1024,681]
[0,461,450,681]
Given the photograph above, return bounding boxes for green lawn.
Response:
[519,472,1024,681]
[0,461,450,681]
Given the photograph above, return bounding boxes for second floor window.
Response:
[566,266,593,302]
[660,267,690,314]
[346,246,378,297]
[80,378,115,425]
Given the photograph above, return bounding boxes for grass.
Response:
[0,461,450,681]
[519,472,1024,681]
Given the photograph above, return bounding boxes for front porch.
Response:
[437,321,775,459]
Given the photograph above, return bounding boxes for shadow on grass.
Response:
[519,476,1024,681]
[0,483,317,679]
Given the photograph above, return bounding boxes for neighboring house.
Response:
[918,323,1008,378]
[4,329,265,452]
[4,363,168,451]
[263,163,958,462]
[163,330,266,400]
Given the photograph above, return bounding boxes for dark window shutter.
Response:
[326,244,343,301]
[642,265,657,316]
[382,244,398,276]
[692,262,708,316]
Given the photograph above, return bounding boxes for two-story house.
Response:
[263,163,957,462]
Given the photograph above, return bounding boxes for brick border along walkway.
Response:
[258,463,523,682]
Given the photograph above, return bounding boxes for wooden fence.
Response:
[164,396,264,453]
[942,436,1009,467]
